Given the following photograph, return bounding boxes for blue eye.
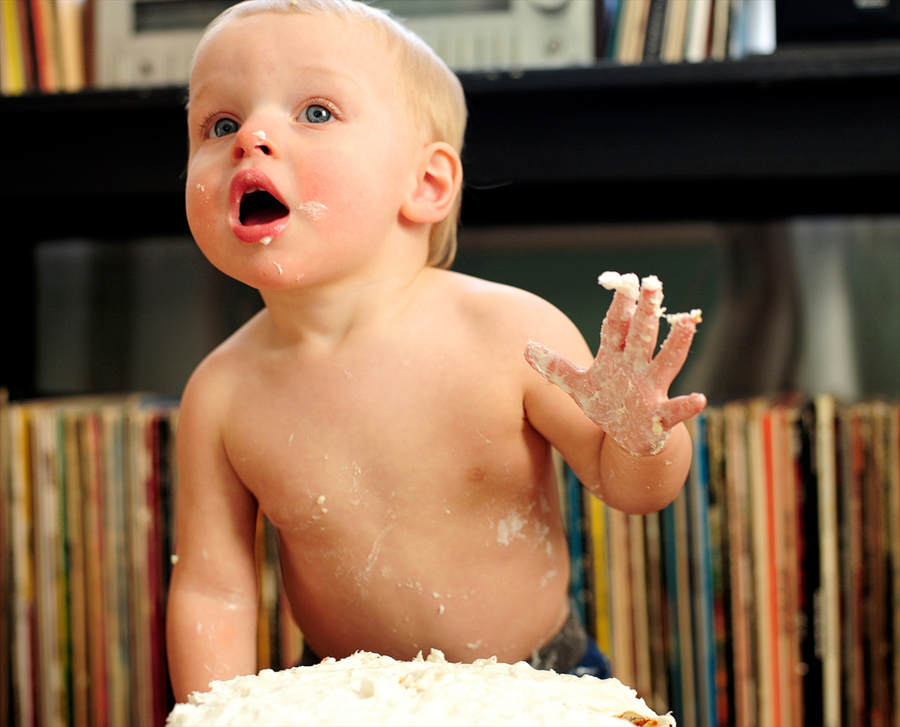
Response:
[305,105,332,123]
[210,117,239,138]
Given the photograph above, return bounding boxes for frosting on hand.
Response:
[525,272,706,456]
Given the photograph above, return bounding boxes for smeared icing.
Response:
[167,650,675,726]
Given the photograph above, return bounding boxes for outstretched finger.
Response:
[598,275,640,353]
[623,276,664,364]
[650,311,701,390]
[524,341,590,397]
[656,393,708,430]
[599,292,637,353]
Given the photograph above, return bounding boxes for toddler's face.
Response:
[186,11,424,290]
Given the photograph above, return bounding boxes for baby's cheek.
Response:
[186,175,218,234]
[185,185,230,269]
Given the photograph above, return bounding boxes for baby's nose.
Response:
[232,125,277,161]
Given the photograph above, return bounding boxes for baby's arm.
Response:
[524,273,706,513]
[166,364,260,703]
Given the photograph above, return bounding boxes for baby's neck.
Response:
[259,265,436,350]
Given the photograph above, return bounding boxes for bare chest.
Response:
[220,346,543,539]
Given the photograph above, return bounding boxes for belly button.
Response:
[465,467,485,482]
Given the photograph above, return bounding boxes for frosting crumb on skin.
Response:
[296,201,328,221]
[599,272,700,326]
[665,309,703,325]
[525,272,704,456]
[598,271,640,299]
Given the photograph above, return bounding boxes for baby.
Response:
[166,0,707,704]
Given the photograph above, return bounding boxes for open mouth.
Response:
[240,189,290,226]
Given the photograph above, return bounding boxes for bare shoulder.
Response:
[431,269,568,326]
[174,312,270,525]
[428,270,590,362]
[179,309,270,425]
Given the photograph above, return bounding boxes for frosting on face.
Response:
[296,201,329,221]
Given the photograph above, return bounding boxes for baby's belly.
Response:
[274,489,571,665]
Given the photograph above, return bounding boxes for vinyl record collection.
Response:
[3,392,897,726]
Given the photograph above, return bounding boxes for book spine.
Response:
[587,492,612,658]
[673,484,697,726]
[643,509,669,714]
[8,404,36,727]
[798,402,823,727]
[565,466,587,627]
[725,402,756,725]
[0,391,10,727]
[815,395,841,727]
[705,408,733,727]
[688,413,717,727]
[629,513,652,702]
[609,503,635,688]
[887,403,900,727]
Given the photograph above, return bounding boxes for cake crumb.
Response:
[665,309,703,325]
[598,271,640,299]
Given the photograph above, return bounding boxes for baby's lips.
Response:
[228,168,291,244]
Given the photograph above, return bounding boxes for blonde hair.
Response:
[194,0,467,268]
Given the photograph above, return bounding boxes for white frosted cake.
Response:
[166,649,675,727]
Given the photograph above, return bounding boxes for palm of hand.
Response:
[525,274,706,456]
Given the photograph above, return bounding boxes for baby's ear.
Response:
[401,142,462,225]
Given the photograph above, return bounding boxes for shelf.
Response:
[459,43,900,224]
[3,43,898,235]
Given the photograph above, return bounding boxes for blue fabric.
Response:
[569,637,612,679]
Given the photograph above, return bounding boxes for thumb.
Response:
[656,393,708,430]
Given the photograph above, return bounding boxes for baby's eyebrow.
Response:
[292,65,363,91]
[187,65,362,113]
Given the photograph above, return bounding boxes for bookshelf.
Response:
[3,43,899,400]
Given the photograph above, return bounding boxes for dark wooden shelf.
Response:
[3,42,898,233]
[458,43,900,223]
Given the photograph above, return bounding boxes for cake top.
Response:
[166,649,675,727]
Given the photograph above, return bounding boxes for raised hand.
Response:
[524,272,707,456]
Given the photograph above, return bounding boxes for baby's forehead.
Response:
[191,10,416,109]
[197,8,398,63]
